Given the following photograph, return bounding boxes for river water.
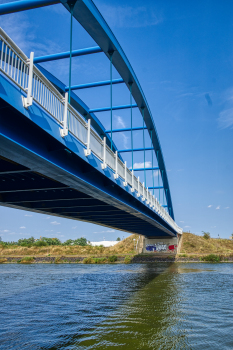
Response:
[0,263,232,350]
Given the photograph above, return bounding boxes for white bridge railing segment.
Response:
[0,28,182,235]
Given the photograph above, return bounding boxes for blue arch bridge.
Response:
[0,0,182,243]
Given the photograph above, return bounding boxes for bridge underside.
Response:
[0,73,176,238]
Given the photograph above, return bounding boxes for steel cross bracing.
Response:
[0,0,182,235]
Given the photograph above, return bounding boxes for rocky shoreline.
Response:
[1,255,233,263]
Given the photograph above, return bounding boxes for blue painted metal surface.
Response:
[118,147,154,153]
[0,0,179,232]
[89,104,137,113]
[0,71,176,237]
[34,46,102,63]
[131,167,159,172]
[148,186,163,190]
[65,78,124,91]
[61,0,175,219]
[0,0,59,15]
[35,64,124,162]
[105,126,146,133]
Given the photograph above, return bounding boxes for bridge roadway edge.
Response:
[0,72,176,237]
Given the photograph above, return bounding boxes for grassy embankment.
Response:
[178,232,233,261]
[0,235,137,263]
[0,232,233,263]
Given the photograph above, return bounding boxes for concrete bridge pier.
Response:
[137,234,182,255]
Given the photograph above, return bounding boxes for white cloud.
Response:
[24,214,32,217]
[134,161,151,169]
[45,230,54,232]
[218,88,233,129]
[184,225,190,228]
[0,229,9,233]
[20,226,26,229]
[101,4,163,28]
[56,232,61,234]
[46,216,51,219]
[72,226,77,229]
[207,205,212,208]
[115,115,126,128]
[216,206,220,210]
[50,221,60,225]
[180,221,184,223]
[225,207,230,209]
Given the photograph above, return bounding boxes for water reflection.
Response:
[0,263,232,350]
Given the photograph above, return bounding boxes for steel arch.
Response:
[60,0,175,219]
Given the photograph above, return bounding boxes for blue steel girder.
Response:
[59,0,175,220]
[0,0,175,219]
[0,73,176,237]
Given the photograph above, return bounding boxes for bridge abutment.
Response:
[137,234,182,255]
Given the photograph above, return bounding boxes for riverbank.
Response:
[1,232,233,263]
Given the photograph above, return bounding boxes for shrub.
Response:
[0,258,7,263]
[83,257,107,264]
[18,237,35,246]
[83,257,92,264]
[124,256,132,264]
[202,231,210,240]
[54,257,61,264]
[108,255,117,263]
[116,237,121,241]
[41,237,61,246]
[19,257,35,264]
[34,240,48,247]
[201,254,220,262]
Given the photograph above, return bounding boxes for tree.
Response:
[202,231,210,240]
[73,237,88,246]
[18,236,35,246]
[41,237,61,245]
[116,237,121,241]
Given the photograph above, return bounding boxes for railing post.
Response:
[101,137,107,169]
[131,170,135,192]
[60,92,68,137]
[114,151,119,179]
[123,161,127,186]
[22,51,34,109]
[146,187,149,204]
[84,118,91,156]
[137,176,140,197]
[142,182,145,201]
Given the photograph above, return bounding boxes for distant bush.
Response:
[40,237,61,246]
[201,254,220,262]
[202,231,210,240]
[19,257,35,264]
[63,237,88,246]
[124,256,132,264]
[116,237,121,241]
[34,241,48,247]
[108,255,117,263]
[83,257,107,264]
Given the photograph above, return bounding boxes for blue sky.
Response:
[0,0,232,241]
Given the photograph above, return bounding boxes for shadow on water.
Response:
[0,263,173,350]
[67,263,190,350]
[1,263,233,350]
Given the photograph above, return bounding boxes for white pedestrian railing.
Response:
[0,27,182,235]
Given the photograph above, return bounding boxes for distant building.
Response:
[90,241,118,247]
